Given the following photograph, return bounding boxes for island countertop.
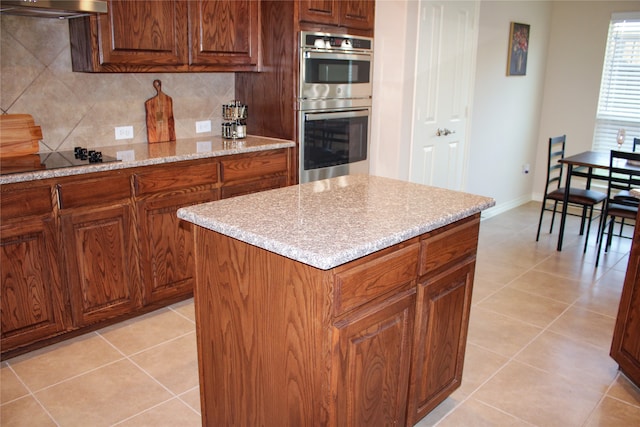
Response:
[177,174,495,270]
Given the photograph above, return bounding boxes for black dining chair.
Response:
[595,150,640,267]
[536,135,607,252]
[634,137,640,152]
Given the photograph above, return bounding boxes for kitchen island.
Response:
[178,175,494,426]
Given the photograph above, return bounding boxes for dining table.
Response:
[556,150,640,251]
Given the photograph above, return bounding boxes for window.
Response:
[592,12,640,152]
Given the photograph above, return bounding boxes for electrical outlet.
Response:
[196,120,212,133]
[523,163,530,174]
[115,126,134,140]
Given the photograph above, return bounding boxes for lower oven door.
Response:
[299,108,370,183]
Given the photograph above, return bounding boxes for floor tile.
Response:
[1,364,28,403]
[473,360,604,426]
[179,387,201,415]
[548,305,616,350]
[35,359,173,427]
[606,373,640,407]
[508,269,590,304]
[98,307,195,355]
[466,306,542,358]
[7,332,123,391]
[456,343,509,399]
[434,398,532,426]
[515,330,619,393]
[0,395,56,427]
[115,397,201,427]
[476,286,569,328]
[130,332,199,395]
[584,395,640,426]
[169,298,196,323]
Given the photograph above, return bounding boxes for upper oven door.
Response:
[300,50,372,100]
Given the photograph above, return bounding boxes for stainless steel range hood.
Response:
[0,0,107,19]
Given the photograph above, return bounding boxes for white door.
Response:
[409,1,478,190]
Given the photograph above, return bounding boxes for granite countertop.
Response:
[177,174,495,270]
[0,135,295,185]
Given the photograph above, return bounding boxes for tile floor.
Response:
[2,201,640,426]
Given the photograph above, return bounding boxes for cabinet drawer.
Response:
[221,175,287,199]
[134,161,219,196]
[221,150,288,183]
[58,174,131,210]
[1,186,52,221]
[419,215,480,276]
[334,243,419,316]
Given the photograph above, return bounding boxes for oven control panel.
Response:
[302,32,372,51]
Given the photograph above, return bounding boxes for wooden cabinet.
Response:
[299,0,375,31]
[407,217,479,423]
[0,185,66,351]
[192,213,479,426]
[135,160,220,304]
[69,0,259,72]
[58,174,141,327]
[1,147,293,359]
[188,0,260,69]
[610,207,640,387]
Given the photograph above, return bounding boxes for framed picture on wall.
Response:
[507,22,530,76]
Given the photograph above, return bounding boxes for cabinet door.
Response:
[332,289,415,427]
[61,203,141,327]
[188,0,259,69]
[339,0,375,31]
[408,258,475,424]
[1,217,66,351]
[100,0,186,66]
[299,0,375,30]
[298,0,340,26]
[138,190,218,304]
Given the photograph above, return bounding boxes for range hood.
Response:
[0,0,107,19]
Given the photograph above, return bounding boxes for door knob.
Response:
[436,128,455,136]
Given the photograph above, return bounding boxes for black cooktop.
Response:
[0,147,120,175]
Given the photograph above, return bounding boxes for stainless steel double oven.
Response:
[298,31,373,183]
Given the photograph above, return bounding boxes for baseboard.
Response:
[480,195,532,220]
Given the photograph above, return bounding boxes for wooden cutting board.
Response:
[0,114,42,158]
[145,79,176,144]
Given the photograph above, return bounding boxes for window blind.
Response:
[593,12,640,153]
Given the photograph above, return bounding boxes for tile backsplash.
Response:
[0,15,234,152]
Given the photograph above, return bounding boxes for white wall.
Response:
[371,0,419,181]
[533,0,639,199]
[466,1,552,216]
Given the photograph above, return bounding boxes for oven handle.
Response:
[303,50,372,61]
[304,109,369,121]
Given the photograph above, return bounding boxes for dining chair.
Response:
[634,137,640,152]
[595,150,640,267]
[536,135,607,252]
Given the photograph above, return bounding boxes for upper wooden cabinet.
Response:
[189,0,260,69]
[298,0,375,31]
[69,0,259,72]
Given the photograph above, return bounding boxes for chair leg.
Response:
[536,198,547,242]
[579,206,588,235]
[583,205,594,253]
[596,214,609,267]
[549,201,559,233]
[619,218,626,236]
[605,216,616,252]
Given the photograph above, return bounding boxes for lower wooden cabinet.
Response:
[610,207,640,387]
[332,289,415,427]
[137,190,218,304]
[408,259,475,424]
[0,184,66,350]
[1,148,293,358]
[60,203,141,327]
